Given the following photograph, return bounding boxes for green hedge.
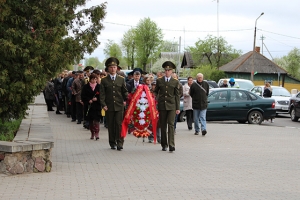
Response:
[0,118,22,141]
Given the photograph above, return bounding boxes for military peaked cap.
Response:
[83,66,94,72]
[105,57,119,67]
[162,61,176,70]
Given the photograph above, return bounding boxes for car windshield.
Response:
[272,88,291,97]
[236,81,254,91]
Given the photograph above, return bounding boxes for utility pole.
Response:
[260,35,266,55]
[177,36,181,75]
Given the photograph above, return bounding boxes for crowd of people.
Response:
[43,57,209,152]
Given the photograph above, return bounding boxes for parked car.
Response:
[218,78,255,91]
[250,86,291,114]
[288,92,300,121]
[179,88,276,124]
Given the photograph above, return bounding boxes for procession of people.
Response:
[44,57,208,152]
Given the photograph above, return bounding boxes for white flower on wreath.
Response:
[140,105,146,111]
[139,97,148,104]
[139,111,145,118]
[141,92,146,98]
[139,119,146,125]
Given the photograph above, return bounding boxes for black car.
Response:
[288,92,300,121]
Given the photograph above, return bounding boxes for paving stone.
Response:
[0,93,300,199]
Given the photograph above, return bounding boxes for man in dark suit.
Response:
[100,57,128,151]
[154,61,180,152]
[126,71,143,93]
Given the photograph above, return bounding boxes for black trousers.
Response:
[76,102,83,122]
[71,95,77,120]
[45,99,53,111]
[185,110,193,130]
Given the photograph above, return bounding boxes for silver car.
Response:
[250,86,291,114]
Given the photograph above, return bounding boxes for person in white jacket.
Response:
[183,77,194,130]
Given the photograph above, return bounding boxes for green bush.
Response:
[0,118,22,141]
[210,70,226,82]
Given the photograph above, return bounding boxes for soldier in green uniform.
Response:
[100,57,128,151]
[154,61,180,152]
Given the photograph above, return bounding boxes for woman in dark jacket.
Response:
[81,74,101,140]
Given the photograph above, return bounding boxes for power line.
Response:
[104,21,252,33]
[259,29,300,40]
[104,21,300,40]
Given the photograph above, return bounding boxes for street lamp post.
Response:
[251,12,264,81]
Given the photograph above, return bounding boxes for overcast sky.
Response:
[83,0,300,63]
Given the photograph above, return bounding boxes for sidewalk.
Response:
[1,94,300,199]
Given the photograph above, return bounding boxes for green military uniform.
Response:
[154,61,180,151]
[100,58,128,150]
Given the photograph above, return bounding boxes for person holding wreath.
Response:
[153,61,180,152]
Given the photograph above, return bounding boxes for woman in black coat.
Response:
[81,74,101,140]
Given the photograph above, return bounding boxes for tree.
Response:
[159,40,179,52]
[103,39,122,58]
[189,65,225,82]
[84,57,103,69]
[134,18,163,71]
[121,28,136,70]
[0,1,107,122]
[274,48,300,79]
[151,57,177,74]
[187,35,242,68]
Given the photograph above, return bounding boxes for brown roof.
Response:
[219,51,287,74]
[181,52,194,68]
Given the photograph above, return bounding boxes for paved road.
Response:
[1,95,300,199]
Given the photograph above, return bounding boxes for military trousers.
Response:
[106,110,124,148]
[159,110,176,149]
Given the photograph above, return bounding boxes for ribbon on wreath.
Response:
[121,85,158,143]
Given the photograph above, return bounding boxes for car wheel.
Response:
[178,111,186,122]
[291,108,299,122]
[248,111,263,124]
[237,120,247,124]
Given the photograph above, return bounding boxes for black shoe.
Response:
[148,140,153,143]
[169,146,175,152]
[117,146,122,151]
[111,146,116,150]
[67,115,70,118]
[202,130,207,136]
[162,147,167,151]
[194,132,199,135]
[71,119,76,122]
[188,127,192,130]
[96,137,99,140]
[77,121,81,124]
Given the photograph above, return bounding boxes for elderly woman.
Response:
[81,74,101,140]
